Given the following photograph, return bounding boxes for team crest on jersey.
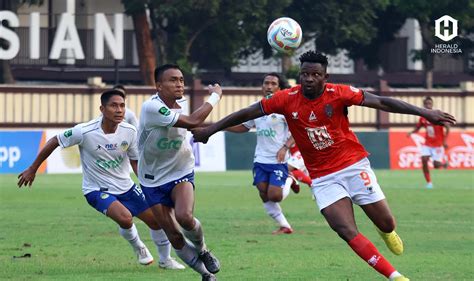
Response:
[325,104,333,118]
[292,112,299,119]
[309,111,317,121]
[100,193,109,199]
[159,106,171,116]
[120,141,129,151]
[350,85,360,93]
[64,129,72,138]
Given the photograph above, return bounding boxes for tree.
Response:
[148,0,290,77]
[392,0,474,88]
[121,0,156,85]
[0,0,43,84]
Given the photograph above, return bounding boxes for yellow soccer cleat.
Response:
[376,227,404,255]
[392,276,410,281]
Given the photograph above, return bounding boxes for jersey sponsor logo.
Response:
[120,141,129,151]
[63,129,72,138]
[157,137,183,150]
[292,112,299,119]
[96,156,124,170]
[256,128,277,137]
[104,143,118,151]
[159,106,171,116]
[325,104,333,118]
[350,85,360,93]
[306,126,334,150]
[309,111,317,121]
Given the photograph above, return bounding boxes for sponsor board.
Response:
[389,131,474,169]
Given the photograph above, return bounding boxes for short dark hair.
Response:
[263,72,287,89]
[424,96,433,102]
[113,84,126,96]
[154,64,182,83]
[299,50,329,69]
[101,90,125,106]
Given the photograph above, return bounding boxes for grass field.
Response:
[0,170,473,281]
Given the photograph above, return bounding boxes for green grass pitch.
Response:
[0,170,473,280]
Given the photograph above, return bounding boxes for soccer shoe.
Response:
[198,250,220,274]
[426,182,433,189]
[158,257,185,269]
[392,276,410,281]
[272,226,294,235]
[289,175,300,194]
[376,228,404,255]
[202,273,217,281]
[135,245,154,265]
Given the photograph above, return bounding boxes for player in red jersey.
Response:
[191,51,456,281]
[408,96,449,189]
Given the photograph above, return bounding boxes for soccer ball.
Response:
[267,17,302,53]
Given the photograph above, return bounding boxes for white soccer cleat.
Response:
[135,245,154,265]
[426,182,433,189]
[159,257,186,269]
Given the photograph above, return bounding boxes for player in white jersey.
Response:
[17,90,184,270]
[226,73,298,234]
[138,64,222,281]
[113,84,139,128]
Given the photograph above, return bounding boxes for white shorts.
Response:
[311,158,386,211]
[287,151,306,171]
[420,145,445,162]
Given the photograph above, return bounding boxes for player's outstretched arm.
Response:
[225,124,250,133]
[362,92,456,126]
[174,84,222,129]
[192,102,264,143]
[17,137,60,188]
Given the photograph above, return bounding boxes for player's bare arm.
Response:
[17,137,59,187]
[362,92,456,126]
[225,124,250,133]
[443,125,450,148]
[276,136,295,163]
[192,102,264,143]
[174,84,222,129]
[130,159,138,176]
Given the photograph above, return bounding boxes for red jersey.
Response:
[417,117,445,147]
[261,83,369,178]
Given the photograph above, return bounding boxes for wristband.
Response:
[206,92,221,107]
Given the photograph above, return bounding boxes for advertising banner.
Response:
[389,131,474,169]
[0,131,46,174]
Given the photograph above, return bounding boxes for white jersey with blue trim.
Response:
[137,94,194,187]
[243,112,290,164]
[57,117,138,195]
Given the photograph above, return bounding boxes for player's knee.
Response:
[117,213,133,228]
[175,211,194,229]
[268,193,282,202]
[433,161,442,169]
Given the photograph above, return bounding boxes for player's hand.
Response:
[17,167,37,188]
[277,147,287,163]
[191,126,211,144]
[207,83,222,98]
[423,109,456,126]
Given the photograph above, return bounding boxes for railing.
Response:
[0,85,473,129]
